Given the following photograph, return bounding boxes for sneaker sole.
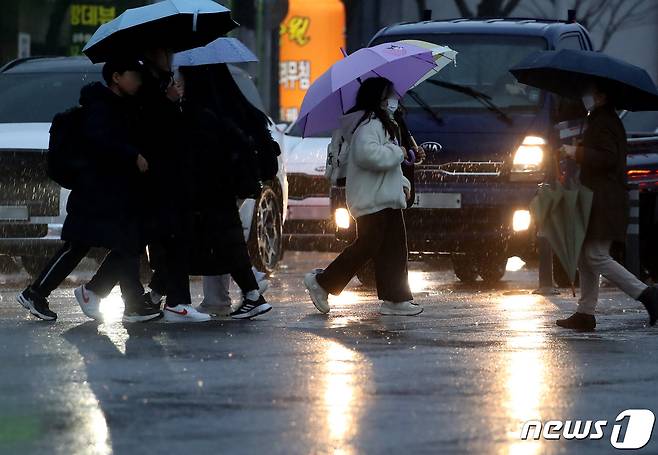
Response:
[303,274,330,314]
[122,312,163,323]
[74,287,102,321]
[231,303,272,320]
[18,295,57,321]
[379,307,424,316]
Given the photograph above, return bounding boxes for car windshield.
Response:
[375,34,547,111]
[0,72,102,123]
[622,111,658,134]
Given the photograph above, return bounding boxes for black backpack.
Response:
[47,106,87,189]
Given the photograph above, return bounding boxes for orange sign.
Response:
[279,0,345,123]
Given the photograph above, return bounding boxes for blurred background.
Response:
[1,0,657,123]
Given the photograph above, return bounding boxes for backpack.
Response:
[47,106,87,189]
[325,131,349,185]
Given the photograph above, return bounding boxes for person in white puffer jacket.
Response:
[304,77,423,316]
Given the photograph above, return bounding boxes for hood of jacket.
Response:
[338,110,369,144]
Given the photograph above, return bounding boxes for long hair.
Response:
[347,77,399,140]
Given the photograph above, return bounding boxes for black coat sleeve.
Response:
[83,101,140,164]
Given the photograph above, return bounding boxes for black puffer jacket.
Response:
[61,82,142,252]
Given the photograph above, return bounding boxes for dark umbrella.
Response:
[510,49,658,111]
[83,0,238,63]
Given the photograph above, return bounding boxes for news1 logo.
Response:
[521,409,655,449]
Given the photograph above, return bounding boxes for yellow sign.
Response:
[279,0,345,123]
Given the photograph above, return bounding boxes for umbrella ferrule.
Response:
[193,9,199,32]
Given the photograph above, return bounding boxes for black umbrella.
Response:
[510,49,658,111]
[83,0,238,63]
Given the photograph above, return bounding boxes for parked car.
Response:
[620,110,658,137]
[330,17,600,285]
[0,56,287,276]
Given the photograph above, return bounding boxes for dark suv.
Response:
[332,18,597,284]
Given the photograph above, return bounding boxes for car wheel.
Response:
[248,185,283,274]
[356,260,376,288]
[477,251,508,284]
[451,253,478,283]
[21,256,46,278]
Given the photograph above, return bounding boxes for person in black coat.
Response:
[17,59,161,323]
[556,81,658,331]
[177,64,272,320]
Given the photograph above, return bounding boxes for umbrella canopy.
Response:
[510,49,658,111]
[398,40,457,89]
[83,0,238,63]
[530,182,593,295]
[173,37,258,67]
[292,41,438,137]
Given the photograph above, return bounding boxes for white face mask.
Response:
[385,97,399,114]
[582,94,596,112]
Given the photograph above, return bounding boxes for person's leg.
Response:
[576,240,601,316]
[85,250,122,298]
[373,209,413,303]
[147,241,168,298]
[201,275,232,309]
[316,212,384,295]
[587,240,648,300]
[231,266,259,295]
[31,242,89,297]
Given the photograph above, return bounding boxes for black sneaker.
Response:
[556,312,596,332]
[17,287,57,321]
[230,295,272,320]
[638,285,658,326]
[123,296,163,323]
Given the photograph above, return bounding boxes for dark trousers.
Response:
[148,237,192,307]
[31,242,144,306]
[317,208,412,303]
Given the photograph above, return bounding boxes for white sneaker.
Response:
[164,304,212,323]
[379,301,423,316]
[74,285,102,320]
[304,270,330,314]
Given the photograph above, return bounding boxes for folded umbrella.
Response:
[83,0,238,63]
[173,37,258,67]
[530,181,593,296]
[292,41,439,137]
[510,49,658,111]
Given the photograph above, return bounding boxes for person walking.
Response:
[176,64,272,319]
[304,77,422,316]
[17,59,162,323]
[557,82,658,331]
[133,48,210,323]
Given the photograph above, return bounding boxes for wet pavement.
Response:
[1,252,657,455]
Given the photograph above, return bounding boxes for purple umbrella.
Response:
[293,42,437,137]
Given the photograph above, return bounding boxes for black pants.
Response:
[317,208,412,303]
[148,237,192,307]
[31,242,144,306]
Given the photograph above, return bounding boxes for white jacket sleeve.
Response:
[351,119,404,172]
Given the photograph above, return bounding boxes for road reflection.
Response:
[97,289,128,355]
[316,339,369,454]
[497,294,547,455]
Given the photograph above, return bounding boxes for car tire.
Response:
[356,260,376,288]
[477,251,508,284]
[248,184,284,274]
[451,253,478,283]
[21,256,46,278]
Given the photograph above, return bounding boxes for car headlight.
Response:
[512,209,531,232]
[511,136,545,178]
[335,208,351,229]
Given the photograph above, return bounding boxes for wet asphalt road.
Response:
[1,252,658,455]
